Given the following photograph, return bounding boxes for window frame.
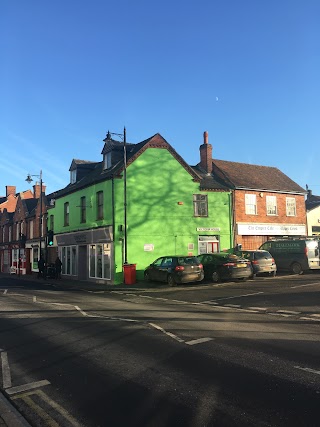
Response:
[80,196,86,223]
[266,195,278,216]
[245,194,257,215]
[96,191,104,220]
[104,152,112,169]
[286,197,297,217]
[193,194,208,217]
[64,202,70,226]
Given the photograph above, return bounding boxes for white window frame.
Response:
[286,197,297,217]
[104,152,112,169]
[70,169,77,184]
[245,194,257,215]
[266,195,277,216]
[193,194,208,217]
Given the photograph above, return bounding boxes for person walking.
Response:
[55,256,62,279]
[37,256,45,279]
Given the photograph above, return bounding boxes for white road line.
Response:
[3,289,7,295]
[74,305,88,316]
[202,301,218,304]
[155,297,168,301]
[6,380,50,396]
[171,300,188,304]
[310,314,320,318]
[291,282,320,289]
[299,317,320,322]
[33,296,37,303]
[185,338,213,346]
[215,292,264,301]
[268,312,292,317]
[148,323,184,342]
[276,310,301,315]
[1,352,12,389]
[294,366,320,376]
[248,307,267,311]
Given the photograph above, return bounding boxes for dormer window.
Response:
[104,152,112,169]
[70,169,77,184]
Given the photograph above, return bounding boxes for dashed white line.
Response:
[294,366,320,376]
[215,292,264,301]
[299,317,320,322]
[1,352,12,389]
[74,305,88,316]
[291,282,320,289]
[276,310,301,315]
[185,338,213,346]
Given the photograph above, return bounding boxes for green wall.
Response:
[113,148,232,283]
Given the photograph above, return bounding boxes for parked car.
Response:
[144,255,204,286]
[235,250,277,278]
[197,253,252,282]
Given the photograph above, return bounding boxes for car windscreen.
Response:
[254,251,272,260]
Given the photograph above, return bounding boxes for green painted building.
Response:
[48,132,232,284]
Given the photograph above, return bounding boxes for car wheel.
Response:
[144,271,150,282]
[291,262,303,275]
[167,275,176,287]
[211,272,220,283]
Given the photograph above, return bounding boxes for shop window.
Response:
[89,244,111,280]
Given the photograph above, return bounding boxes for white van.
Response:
[259,238,320,274]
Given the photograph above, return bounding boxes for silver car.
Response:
[236,250,277,278]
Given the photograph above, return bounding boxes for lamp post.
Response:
[26,170,43,259]
[106,127,128,264]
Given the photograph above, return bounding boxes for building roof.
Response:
[52,133,203,199]
[211,159,306,194]
[306,194,320,211]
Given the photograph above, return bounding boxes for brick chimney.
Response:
[6,186,16,197]
[199,131,212,174]
[33,183,46,199]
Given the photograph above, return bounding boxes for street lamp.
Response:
[26,170,43,258]
[106,127,128,264]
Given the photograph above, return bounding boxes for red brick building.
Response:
[197,131,307,250]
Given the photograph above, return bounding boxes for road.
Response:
[0,273,319,426]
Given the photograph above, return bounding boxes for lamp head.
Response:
[25,174,33,183]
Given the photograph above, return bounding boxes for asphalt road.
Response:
[0,273,319,426]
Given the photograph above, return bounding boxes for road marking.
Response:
[299,316,320,322]
[1,351,12,389]
[148,323,184,342]
[248,307,267,311]
[294,366,320,376]
[74,305,88,316]
[3,289,7,295]
[6,380,50,395]
[202,300,218,304]
[291,282,320,289]
[268,312,292,317]
[214,292,264,301]
[185,338,213,346]
[13,389,82,427]
[33,296,37,302]
[310,314,320,318]
[276,310,301,315]
[155,297,168,301]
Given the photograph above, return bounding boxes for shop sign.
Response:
[196,227,220,232]
[144,244,154,251]
[237,223,306,236]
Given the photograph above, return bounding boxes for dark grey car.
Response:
[236,250,277,277]
[144,255,204,286]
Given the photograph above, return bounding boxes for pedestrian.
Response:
[55,256,62,279]
[37,256,45,279]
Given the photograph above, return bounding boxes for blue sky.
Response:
[1,0,319,196]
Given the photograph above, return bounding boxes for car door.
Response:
[159,257,174,281]
[148,257,164,281]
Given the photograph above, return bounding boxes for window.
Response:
[80,196,86,223]
[30,220,34,239]
[266,196,277,215]
[89,244,111,279]
[49,215,54,231]
[70,169,76,184]
[60,246,77,276]
[104,152,112,169]
[64,202,69,226]
[193,194,208,217]
[286,197,296,216]
[245,194,257,215]
[96,191,103,220]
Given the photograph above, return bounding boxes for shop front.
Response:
[55,227,113,283]
[237,223,307,250]
[197,228,221,254]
